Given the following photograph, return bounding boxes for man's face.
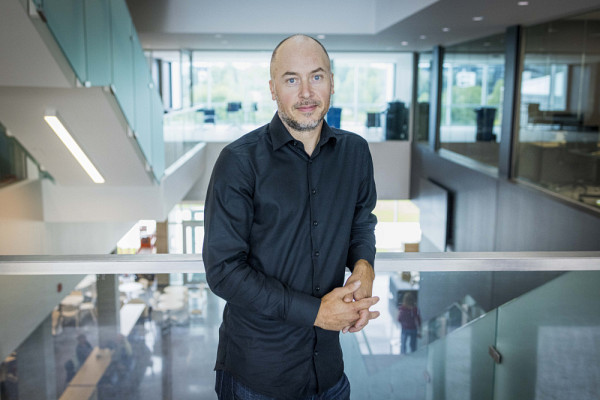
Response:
[269,38,334,133]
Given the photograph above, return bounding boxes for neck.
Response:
[281,118,322,157]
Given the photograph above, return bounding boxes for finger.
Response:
[353,310,370,330]
[342,292,353,303]
[348,311,380,333]
[353,296,379,310]
[338,280,361,297]
[342,325,351,334]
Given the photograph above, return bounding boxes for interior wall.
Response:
[411,145,498,252]
[411,143,600,321]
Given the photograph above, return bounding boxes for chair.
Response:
[60,304,80,328]
[79,297,97,323]
[326,107,342,128]
[203,109,216,124]
[366,112,381,128]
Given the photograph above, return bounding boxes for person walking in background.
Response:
[398,292,421,354]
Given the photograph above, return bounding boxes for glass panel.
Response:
[133,33,153,163]
[84,0,111,86]
[516,11,600,209]
[342,271,428,399]
[494,271,600,400]
[0,257,598,399]
[0,124,28,187]
[331,54,409,142]
[181,51,192,109]
[416,52,432,144]
[163,109,203,168]
[43,0,86,83]
[109,0,135,130]
[150,89,165,179]
[439,34,505,169]
[132,41,152,160]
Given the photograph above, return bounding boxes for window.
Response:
[516,12,600,209]
[415,52,432,143]
[439,34,505,169]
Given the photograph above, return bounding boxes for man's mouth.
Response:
[295,103,319,113]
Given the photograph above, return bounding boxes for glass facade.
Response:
[439,34,505,168]
[516,12,600,209]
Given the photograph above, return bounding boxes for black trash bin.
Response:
[386,101,408,140]
[474,107,497,141]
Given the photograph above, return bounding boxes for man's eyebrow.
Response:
[281,67,326,78]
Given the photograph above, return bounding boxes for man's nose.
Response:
[299,81,312,98]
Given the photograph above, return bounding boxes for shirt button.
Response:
[313,221,318,226]
[314,351,319,356]
[311,189,317,195]
[293,141,297,146]
[315,286,320,292]
[315,251,320,257]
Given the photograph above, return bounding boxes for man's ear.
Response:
[330,73,335,95]
[269,80,276,100]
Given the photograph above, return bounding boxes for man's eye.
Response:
[314,75,321,81]
[288,78,296,84]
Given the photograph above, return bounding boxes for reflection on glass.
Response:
[516,11,600,209]
[415,52,432,143]
[0,124,28,188]
[1,268,598,399]
[439,34,505,169]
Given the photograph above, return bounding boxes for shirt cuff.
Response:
[347,245,376,271]
[286,291,322,327]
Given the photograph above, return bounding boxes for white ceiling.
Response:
[127,0,600,51]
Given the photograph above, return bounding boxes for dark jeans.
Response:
[215,370,350,400]
[401,328,418,354]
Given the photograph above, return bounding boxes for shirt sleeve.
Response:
[202,147,321,327]
[346,141,377,271]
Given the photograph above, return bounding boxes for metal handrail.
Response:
[0,252,598,275]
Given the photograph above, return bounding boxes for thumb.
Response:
[340,280,361,297]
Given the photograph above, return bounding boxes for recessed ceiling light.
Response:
[518,1,528,5]
[442,27,450,32]
[473,16,484,22]
[401,41,408,46]
[420,35,427,40]
[317,34,326,40]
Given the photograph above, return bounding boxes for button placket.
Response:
[307,158,321,296]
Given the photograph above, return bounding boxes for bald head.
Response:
[270,34,331,80]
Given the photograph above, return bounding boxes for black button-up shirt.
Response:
[203,113,377,399]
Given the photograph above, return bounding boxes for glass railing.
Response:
[162,107,206,169]
[0,252,598,400]
[422,294,486,346]
[29,0,165,181]
[0,123,52,188]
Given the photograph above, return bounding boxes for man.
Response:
[203,34,379,400]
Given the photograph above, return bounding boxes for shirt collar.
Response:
[269,112,337,152]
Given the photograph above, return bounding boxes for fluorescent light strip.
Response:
[43,115,105,184]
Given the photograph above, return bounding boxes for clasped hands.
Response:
[314,260,380,333]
